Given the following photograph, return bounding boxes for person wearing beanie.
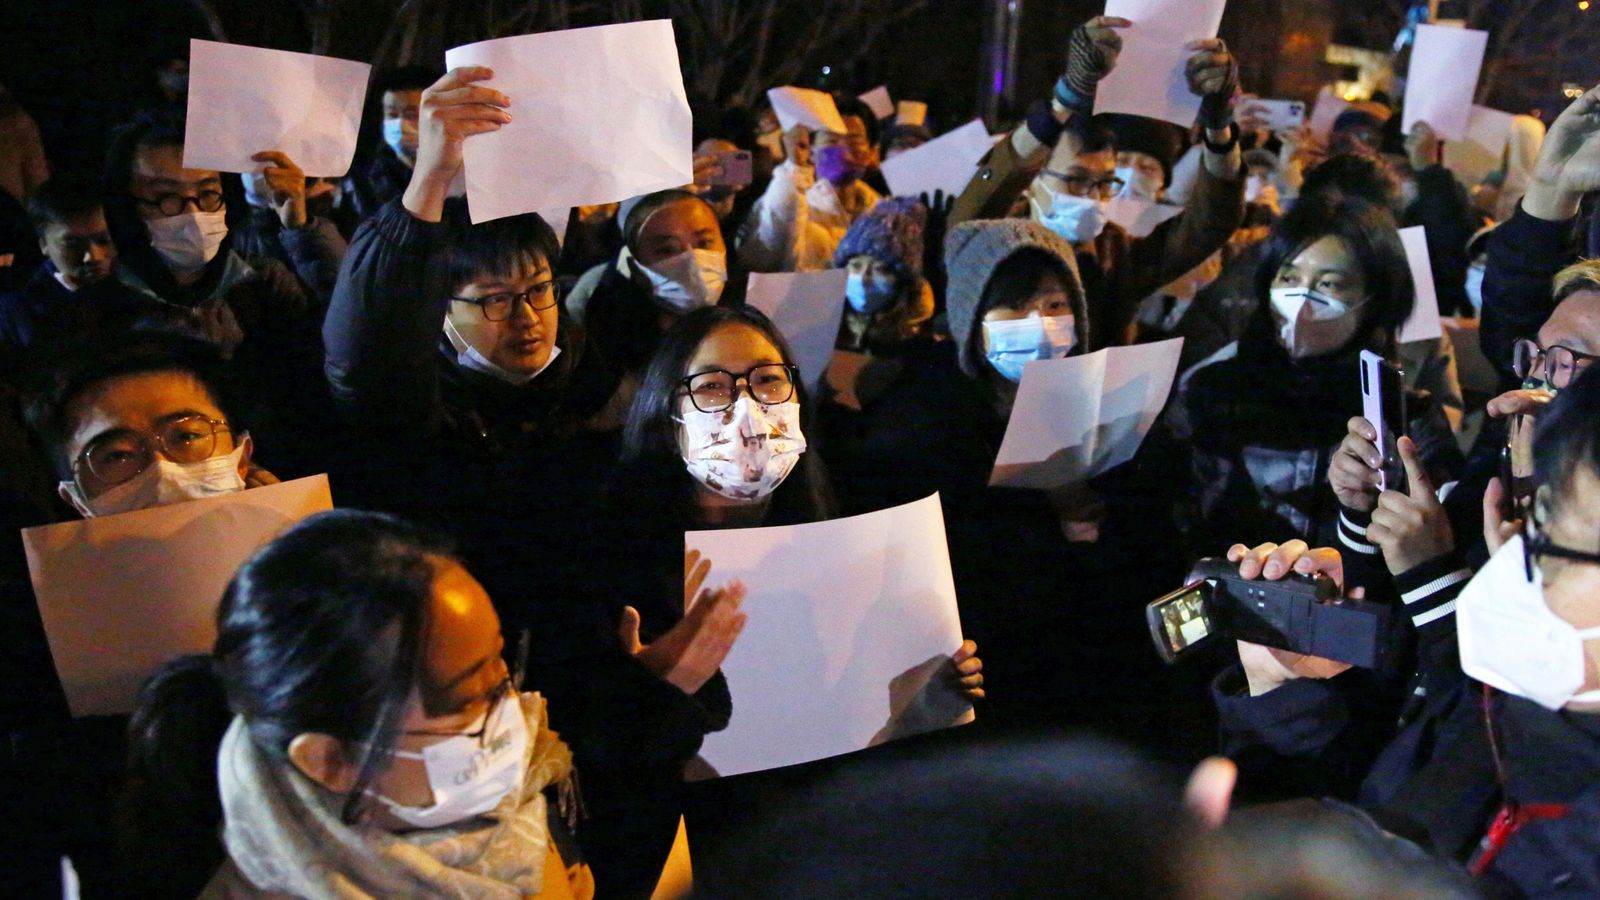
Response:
[830,196,935,354]
[1103,114,1184,201]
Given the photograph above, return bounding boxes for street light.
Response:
[1581,1,1591,11]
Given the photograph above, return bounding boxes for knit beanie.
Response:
[832,196,928,285]
[1102,114,1184,186]
[944,219,1087,377]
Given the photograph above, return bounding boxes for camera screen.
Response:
[1159,587,1213,652]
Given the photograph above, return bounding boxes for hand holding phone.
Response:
[1252,99,1307,133]
[711,150,753,188]
[1360,351,1407,494]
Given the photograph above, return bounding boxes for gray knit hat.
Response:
[944,219,1087,377]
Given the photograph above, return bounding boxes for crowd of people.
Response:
[2,10,1600,898]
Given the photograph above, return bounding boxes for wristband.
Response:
[1053,77,1095,116]
[1198,92,1234,132]
[1026,99,1068,148]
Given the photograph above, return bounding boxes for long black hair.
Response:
[124,510,457,883]
[616,305,835,526]
[1250,196,1415,345]
[1535,364,1600,518]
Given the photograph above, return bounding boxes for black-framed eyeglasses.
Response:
[1523,507,1600,582]
[73,415,233,488]
[1514,338,1600,390]
[135,190,226,217]
[449,282,560,321]
[1045,170,1125,201]
[678,363,798,413]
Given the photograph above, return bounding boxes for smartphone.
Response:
[711,150,753,188]
[1501,414,1539,519]
[1145,581,1220,663]
[1360,350,1407,493]
[1254,99,1307,132]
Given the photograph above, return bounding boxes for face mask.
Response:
[677,396,807,501]
[375,694,530,830]
[845,272,898,315]
[146,209,228,273]
[1117,165,1162,200]
[816,144,866,186]
[1465,262,1486,316]
[624,246,727,313]
[60,440,249,518]
[1245,174,1269,204]
[1031,191,1108,245]
[983,314,1078,383]
[442,315,561,387]
[1457,535,1600,711]
[383,117,419,163]
[1268,286,1360,358]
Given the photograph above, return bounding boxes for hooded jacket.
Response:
[943,218,1090,379]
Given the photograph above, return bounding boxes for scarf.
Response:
[217,693,573,899]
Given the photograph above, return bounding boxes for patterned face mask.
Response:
[676,396,807,501]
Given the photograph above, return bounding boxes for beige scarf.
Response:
[215,693,573,899]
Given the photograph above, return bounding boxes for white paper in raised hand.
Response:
[1105,195,1184,238]
[1444,106,1516,189]
[990,338,1183,489]
[768,86,847,134]
[446,21,694,223]
[745,269,850,391]
[1398,226,1443,344]
[896,100,928,127]
[182,40,371,177]
[23,475,334,717]
[1307,85,1353,139]
[860,86,895,120]
[1094,0,1228,127]
[880,119,994,200]
[686,494,969,779]
[1402,25,1489,142]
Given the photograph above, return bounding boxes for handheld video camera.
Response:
[1145,559,1389,669]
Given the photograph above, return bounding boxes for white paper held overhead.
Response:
[24,476,334,717]
[860,86,895,120]
[991,338,1183,489]
[768,86,847,134]
[880,119,993,201]
[1398,226,1443,344]
[183,40,371,177]
[686,494,970,778]
[745,269,850,390]
[1402,25,1489,142]
[446,21,694,223]
[1094,0,1228,127]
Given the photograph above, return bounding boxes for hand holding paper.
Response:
[881,119,994,201]
[620,549,749,696]
[183,40,371,177]
[1094,0,1228,127]
[401,67,512,222]
[990,338,1183,489]
[445,21,695,223]
[1402,25,1488,142]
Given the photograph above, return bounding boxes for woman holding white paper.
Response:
[578,305,982,896]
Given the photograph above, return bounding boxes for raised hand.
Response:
[1062,16,1131,102]
[617,550,749,695]
[1525,82,1600,220]
[402,66,512,222]
[249,150,308,229]
[1185,38,1239,130]
[1405,121,1442,172]
[1367,436,1454,575]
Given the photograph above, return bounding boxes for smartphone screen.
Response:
[712,150,753,187]
[1360,351,1407,493]
[1256,99,1306,132]
[1146,583,1217,663]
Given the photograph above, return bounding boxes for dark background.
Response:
[4,0,1598,180]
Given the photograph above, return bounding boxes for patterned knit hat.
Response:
[832,196,927,285]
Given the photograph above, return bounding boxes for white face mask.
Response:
[146,209,228,273]
[678,396,807,502]
[1457,535,1600,711]
[1268,286,1361,358]
[624,246,727,313]
[375,694,530,830]
[1245,174,1269,204]
[1465,262,1486,316]
[1031,191,1108,245]
[442,315,561,387]
[60,439,249,518]
[983,313,1077,383]
[382,117,419,163]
